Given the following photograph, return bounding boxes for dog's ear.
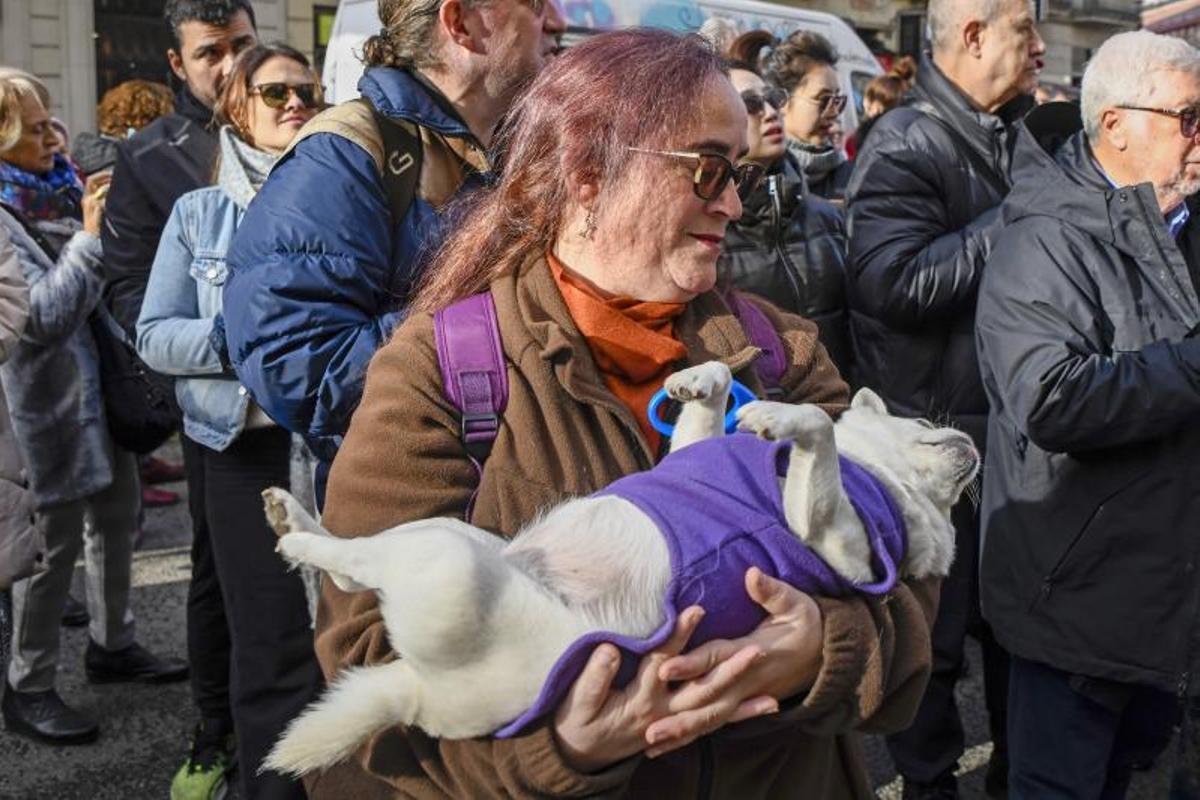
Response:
[850,387,888,415]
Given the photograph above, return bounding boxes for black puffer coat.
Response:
[844,58,1031,444]
[719,158,852,375]
[977,105,1200,694]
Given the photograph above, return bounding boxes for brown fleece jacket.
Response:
[310,255,940,799]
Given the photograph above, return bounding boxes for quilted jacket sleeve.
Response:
[0,211,104,348]
[0,227,29,363]
[846,118,1004,331]
[223,133,404,457]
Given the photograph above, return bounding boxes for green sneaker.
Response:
[170,721,235,800]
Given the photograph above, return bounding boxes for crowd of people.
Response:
[0,0,1198,799]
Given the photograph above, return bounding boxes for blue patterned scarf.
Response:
[0,154,83,222]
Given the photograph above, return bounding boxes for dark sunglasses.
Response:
[1117,105,1200,139]
[628,147,766,201]
[810,92,848,115]
[741,88,788,116]
[251,82,320,110]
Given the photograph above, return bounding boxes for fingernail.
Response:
[647,748,663,759]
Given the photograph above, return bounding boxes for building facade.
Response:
[0,0,336,137]
[1144,0,1200,45]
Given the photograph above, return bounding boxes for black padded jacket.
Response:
[718,157,853,377]
[844,58,1031,445]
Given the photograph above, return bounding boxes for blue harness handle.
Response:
[647,379,758,438]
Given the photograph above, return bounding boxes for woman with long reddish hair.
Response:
[312,29,938,798]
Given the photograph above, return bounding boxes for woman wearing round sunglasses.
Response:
[716,32,853,376]
[136,43,323,800]
[306,29,936,799]
[764,30,853,201]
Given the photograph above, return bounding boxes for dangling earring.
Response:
[579,209,597,241]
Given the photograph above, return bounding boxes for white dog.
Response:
[261,361,979,776]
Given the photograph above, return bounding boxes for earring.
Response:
[579,209,597,241]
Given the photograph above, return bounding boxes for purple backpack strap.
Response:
[434,292,509,496]
[723,290,786,398]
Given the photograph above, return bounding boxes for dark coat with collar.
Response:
[101,88,218,333]
[976,104,1200,694]
[845,58,1032,446]
[718,157,853,376]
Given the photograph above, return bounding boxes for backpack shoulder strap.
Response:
[723,289,786,398]
[282,98,424,223]
[433,292,509,471]
[363,99,424,224]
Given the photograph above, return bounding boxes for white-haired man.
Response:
[977,30,1200,797]
[845,1,1044,796]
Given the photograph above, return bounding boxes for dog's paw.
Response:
[737,401,831,444]
[665,361,732,404]
[262,487,311,538]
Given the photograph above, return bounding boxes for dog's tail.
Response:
[263,660,419,777]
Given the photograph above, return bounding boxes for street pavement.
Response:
[0,438,1178,799]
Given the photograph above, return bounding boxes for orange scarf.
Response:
[548,252,688,453]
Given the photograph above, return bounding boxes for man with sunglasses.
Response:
[221,0,565,504]
[844,1,1045,797]
[977,31,1200,798]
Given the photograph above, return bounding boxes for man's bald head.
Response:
[927,0,1002,54]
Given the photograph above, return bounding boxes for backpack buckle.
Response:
[461,412,500,462]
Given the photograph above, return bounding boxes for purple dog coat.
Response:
[493,433,907,738]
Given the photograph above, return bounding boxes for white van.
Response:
[323,0,881,129]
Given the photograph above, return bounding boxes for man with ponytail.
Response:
[222,0,566,501]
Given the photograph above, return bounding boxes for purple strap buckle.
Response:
[434,292,509,462]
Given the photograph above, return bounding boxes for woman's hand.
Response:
[82,173,111,236]
[552,605,777,773]
[644,567,824,758]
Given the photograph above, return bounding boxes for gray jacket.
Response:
[0,206,113,509]
[0,225,42,588]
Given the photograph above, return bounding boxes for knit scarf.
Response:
[548,252,688,453]
[216,126,278,210]
[0,154,83,222]
[786,139,846,188]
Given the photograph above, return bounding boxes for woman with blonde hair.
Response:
[0,68,187,747]
[137,42,323,800]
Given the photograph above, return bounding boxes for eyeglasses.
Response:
[1116,105,1200,139]
[628,147,766,201]
[741,88,788,116]
[251,82,320,110]
[805,92,848,116]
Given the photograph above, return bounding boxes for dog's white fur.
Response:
[261,362,979,776]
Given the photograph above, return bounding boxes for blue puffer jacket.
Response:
[222,68,492,465]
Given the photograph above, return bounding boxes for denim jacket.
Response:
[136,184,256,451]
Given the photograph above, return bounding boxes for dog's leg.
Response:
[276,531,375,594]
[264,660,420,777]
[666,361,732,453]
[737,401,874,584]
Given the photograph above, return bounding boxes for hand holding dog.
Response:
[643,567,825,757]
[552,605,776,773]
